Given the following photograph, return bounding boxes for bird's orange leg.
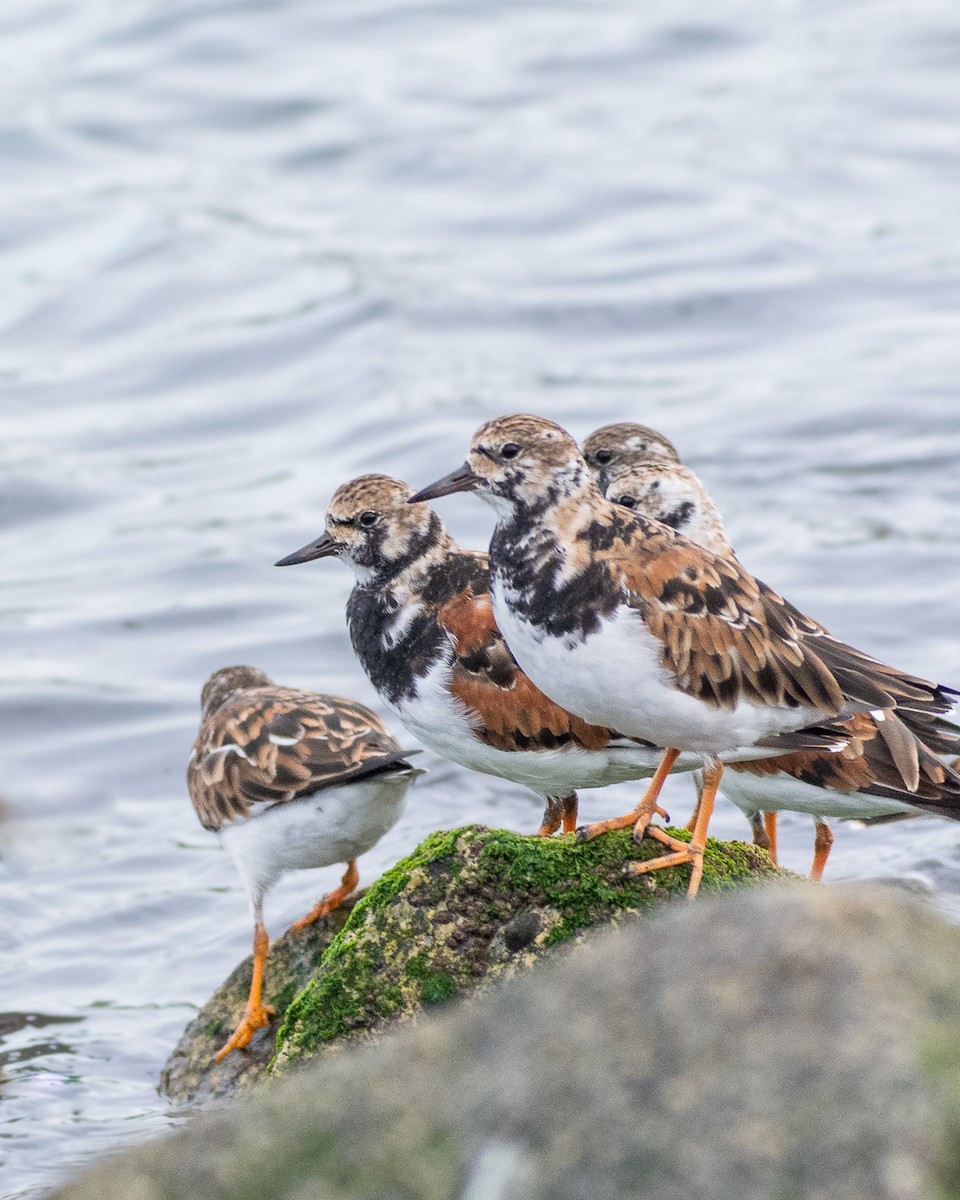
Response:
[536,794,578,837]
[749,811,778,864]
[289,859,360,932]
[764,813,779,864]
[810,818,834,882]
[685,770,705,832]
[627,757,723,898]
[685,759,721,896]
[750,812,769,850]
[577,749,681,842]
[561,793,579,834]
[214,919,275,1061]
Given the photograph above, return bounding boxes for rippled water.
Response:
[3,0,960,1194]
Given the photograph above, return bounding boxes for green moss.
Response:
[272,823,788,1070]
[349,828,464,918]
[408,954,459,1005]
[272,829,472,1060]
[375,984,404,1016]
[419,972,458,1005]
[480,825,774,946]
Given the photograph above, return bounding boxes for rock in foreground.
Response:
[59,886,960,1200]
[163,823,788,1102]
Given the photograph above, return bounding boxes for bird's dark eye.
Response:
[593,448,613,464]
[358,511,379,528]
[616,494,637,509]
[500,443,520,460]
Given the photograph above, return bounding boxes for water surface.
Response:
[3,0,960,1195]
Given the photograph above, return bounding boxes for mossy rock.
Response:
[162,823,792,1102]
[161,897,361,1105]
[272,823,791,1072]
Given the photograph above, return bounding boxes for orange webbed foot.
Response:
[626,758,723,899]
[630,804,673,842]
[214,1002,276,1061]
[627,829,702,893]
[577,749,681,843]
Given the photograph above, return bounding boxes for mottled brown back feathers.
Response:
[188,669,408,832]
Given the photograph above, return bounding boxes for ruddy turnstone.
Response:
[582,423,960,878]
[275,474,714,839]
[583,424,731,558]
[188,665,420,1059]
[410,415,960,896]
[584,422,684,489]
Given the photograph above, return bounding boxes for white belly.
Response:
[220,773,412,909]
[393,657,703,797]
[491,581,832,756]
[718,769,918,821]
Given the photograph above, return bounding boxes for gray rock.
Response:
[163,824,790,1103]
[56,886,960,1200]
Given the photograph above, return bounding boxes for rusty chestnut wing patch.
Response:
[436,587,615,754]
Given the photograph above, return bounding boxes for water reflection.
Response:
[0,1015,85,1076]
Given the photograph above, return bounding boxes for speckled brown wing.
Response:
[596,514,958,720]
[188,688,408,832]
[597,526,845,714]
[437,586,616,754]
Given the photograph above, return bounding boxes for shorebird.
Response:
[188,665,420,1059]
[275,474,719,839]
[410,414,959,895]
[581,422,960,878]
[582,423,731,557]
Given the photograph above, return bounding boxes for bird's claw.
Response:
[214,1003,276,1061]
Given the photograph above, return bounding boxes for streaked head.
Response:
[582,423,681,493]
[604,462,734,558]
[200,665,272,720]
[409,414,592,516]
[276,474,450,582]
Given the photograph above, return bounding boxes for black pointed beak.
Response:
[275,531,339,567]
[407,462,481,503]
